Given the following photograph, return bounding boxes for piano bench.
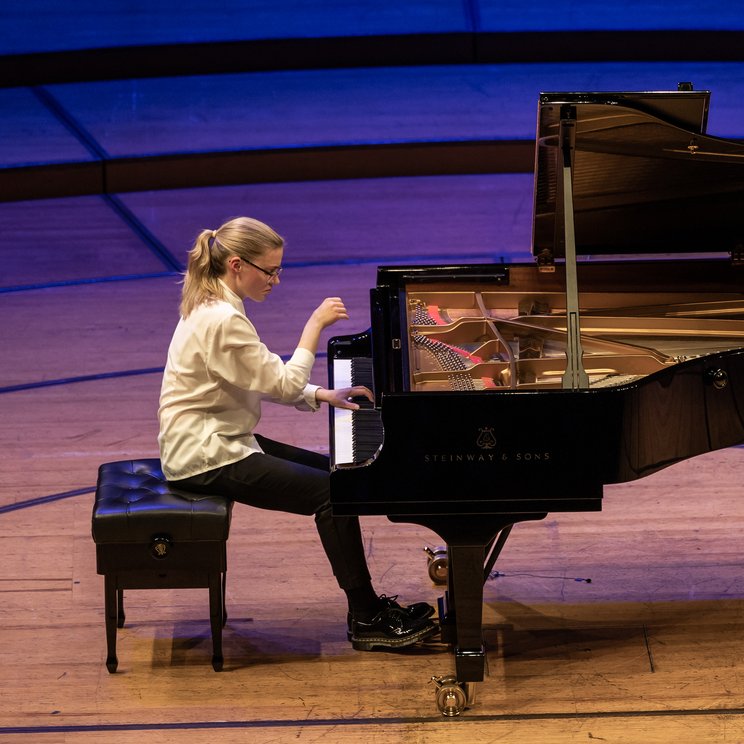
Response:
[91,459,232,673]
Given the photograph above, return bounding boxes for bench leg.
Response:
[104,574,119,673]
[222,572,228,627]
[117,588,125,628]
[209,572,224,671]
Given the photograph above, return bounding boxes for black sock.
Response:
[345,584,381,622]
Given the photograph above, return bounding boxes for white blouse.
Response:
[158,281,319,480]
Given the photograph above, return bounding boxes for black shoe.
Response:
[346,595,435,640]
[350,607,439,651]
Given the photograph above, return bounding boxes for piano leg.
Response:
[390,513,547,714]
[429,520,542,683]
[431,540,498,716]
[448,544,488,683]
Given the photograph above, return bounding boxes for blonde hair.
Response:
[179,217,284,317]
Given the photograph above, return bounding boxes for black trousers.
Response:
[170,434,372,592]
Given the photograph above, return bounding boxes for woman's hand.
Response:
[310,297,350,330]
[316,386,373,410]
[298,298,351,355]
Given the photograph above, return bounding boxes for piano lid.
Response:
[532,89,744,259]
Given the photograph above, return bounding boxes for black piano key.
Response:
[349,357,383,461]
[350,356,373,387]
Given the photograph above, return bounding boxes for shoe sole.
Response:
[347,607,436,642]
[351,622,439,651]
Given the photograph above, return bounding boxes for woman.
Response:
[158,217,436,650]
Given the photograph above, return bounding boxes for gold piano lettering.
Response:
[423,451,551,464]
[515,452,551,461]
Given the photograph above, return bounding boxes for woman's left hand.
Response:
[316,386,373,410]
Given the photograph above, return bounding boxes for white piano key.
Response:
[332,359,354,465]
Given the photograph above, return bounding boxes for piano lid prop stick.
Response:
[559,106,590,390]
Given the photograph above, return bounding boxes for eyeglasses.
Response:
[243,259,283,279]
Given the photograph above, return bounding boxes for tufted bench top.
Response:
[92,459,232,544]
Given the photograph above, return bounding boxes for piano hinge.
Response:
[392,338,402,349]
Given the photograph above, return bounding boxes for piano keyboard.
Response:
[331,357,384,465]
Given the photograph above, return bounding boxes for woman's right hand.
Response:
[311,297,350,329]
[298,297,351,355]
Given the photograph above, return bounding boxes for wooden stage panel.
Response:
[118,174,536,266]
[478,0,744,31]
[45,66,537,156]
[0,277,181,389]
[0,375,160,507]
[2,0,743,60]
[0,195,169,290]
[44,62,744,160]
[0,1,470,57]
[47,66,473,153]
[0,88,95,168]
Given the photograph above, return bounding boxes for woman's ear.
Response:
[226,255,242,274]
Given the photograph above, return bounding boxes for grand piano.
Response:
[328,87,744,716]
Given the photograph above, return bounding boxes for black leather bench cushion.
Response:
[92,459,231,544]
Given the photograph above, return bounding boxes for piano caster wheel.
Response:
[431,675,475,717]
[424,546,448,585]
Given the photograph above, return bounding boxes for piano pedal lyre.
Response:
[423,546,448,585]
[430,675,476,717]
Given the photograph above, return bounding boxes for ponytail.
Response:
[178,218,284,318]
[179,229,226,317]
